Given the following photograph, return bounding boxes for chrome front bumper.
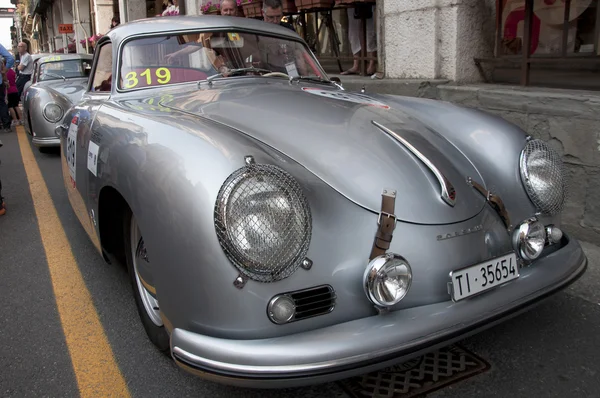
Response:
[170,236,587,388]
[32,136,60,147]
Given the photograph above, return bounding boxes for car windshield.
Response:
[39,59,90,81]
[118,30,327,90]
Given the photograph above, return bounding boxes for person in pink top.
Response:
[3,60,22,126]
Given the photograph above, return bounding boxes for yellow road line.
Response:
[16,127,131,398]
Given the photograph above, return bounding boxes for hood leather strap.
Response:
[369,189,397,260]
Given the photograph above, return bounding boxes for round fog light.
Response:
[364,253,412,307]
[546,225,563,244]
[515,218,547,261]
[267,295,295,324]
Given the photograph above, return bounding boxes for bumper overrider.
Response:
[32,136,60,147]
[170,235,587,388]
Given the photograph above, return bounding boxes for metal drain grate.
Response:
[338,345,490,398]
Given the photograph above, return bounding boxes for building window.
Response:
[500,0,599,57]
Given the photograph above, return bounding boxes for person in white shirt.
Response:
[16,42,33,101]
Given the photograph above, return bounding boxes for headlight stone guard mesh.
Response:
[214,163,312,283]
[520,139,567,216]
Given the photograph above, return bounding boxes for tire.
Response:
[123,209,170,352]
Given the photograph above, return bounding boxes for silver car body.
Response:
[20,52,52,99]
[22,53,93,148]
[57,16,587,388]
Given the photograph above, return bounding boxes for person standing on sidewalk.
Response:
[16,42,33,101]
[3,59,23,127]
[0,138,5,216]
[0,59,11,132]
[0,43,14,69]
[0,43,14,214]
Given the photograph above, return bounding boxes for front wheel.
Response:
[124,210,170,352]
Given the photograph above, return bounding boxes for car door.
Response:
[60,41,114,253]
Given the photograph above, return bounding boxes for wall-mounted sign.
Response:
[59,24,74,34]
[0,7,15,16]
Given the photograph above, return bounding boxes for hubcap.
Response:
[131,216,163,327]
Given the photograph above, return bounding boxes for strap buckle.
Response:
[377,211,397,228]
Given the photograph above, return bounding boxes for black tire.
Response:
[123,209,170,353]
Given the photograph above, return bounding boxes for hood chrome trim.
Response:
[372,120,456,207]
[467,176,512,231]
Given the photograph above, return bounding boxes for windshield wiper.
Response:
[44,72,66,81]
[289,75,341,89]
[206,67,275,85]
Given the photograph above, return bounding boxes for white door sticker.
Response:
[66,116,79,186]
[87,141,99,177]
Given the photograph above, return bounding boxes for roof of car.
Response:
[38,53,94,63]
[105,15,301,43]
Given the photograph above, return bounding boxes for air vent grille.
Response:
[289,285,336,321]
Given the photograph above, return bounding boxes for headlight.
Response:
[519,139,566,215]
[214,163,312,282]
[364,253,412,307]
[43,103,64,123]
[514,218,547,261]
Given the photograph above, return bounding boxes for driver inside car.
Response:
[164,32,232,76]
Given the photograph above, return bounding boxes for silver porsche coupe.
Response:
[56,15,587,388]
[23,53,93,151]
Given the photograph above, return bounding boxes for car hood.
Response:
[41,78,88,104]
[162,80,486,225]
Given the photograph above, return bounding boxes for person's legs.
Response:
[16,75,30,101]
[8,107,16,125]
[8,94,22,125]
[366,10,377,75]
[0,144,4,216]
[341,7,361,75]
[0,90,11,132]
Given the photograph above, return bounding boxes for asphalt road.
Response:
[1,126,599,398]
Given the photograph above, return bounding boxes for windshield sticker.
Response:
[87,141,99,177]
[285,62,298,77]
[123,67,172,89]
[227,33,241,41]
[66,114,79,187]
[301,87,390,109]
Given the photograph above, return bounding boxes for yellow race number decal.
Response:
[123,68,172,89]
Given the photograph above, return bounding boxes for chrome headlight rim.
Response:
[42,102,64,123]
[519,138,566,216]
[364,253,413,307]
[214,162,312,283]
[514,218,547,261]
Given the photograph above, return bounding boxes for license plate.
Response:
[449,252,519,302]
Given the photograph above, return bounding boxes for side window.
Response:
[91,43,113,92]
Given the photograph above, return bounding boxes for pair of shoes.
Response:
[19,120,24,125]
[3,127,11,132]
[10,120,16,127]
[0,201,6,216]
